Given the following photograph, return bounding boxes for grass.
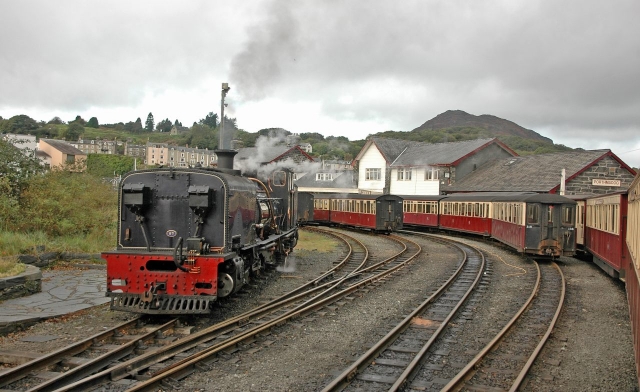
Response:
[295,229,337,252]
[0,230,116,257]
[0,257,26,278]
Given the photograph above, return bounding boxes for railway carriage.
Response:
[439,193,494,236]
[401,195,445,227]
[584,192,629,279]
[400,192,577,257]
[494,193,577,257]
[625,174,640,387]
[310,193,332,224]
[328,193,404,232]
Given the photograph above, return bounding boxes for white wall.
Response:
[358,145,387,193]
[389,167,440,195]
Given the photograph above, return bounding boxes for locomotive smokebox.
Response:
[214,150,239,174]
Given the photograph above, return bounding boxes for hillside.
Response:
[371,110,571,155]
[413,110,552,143]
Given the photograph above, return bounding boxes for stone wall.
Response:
[566,156,637,195]
[0,265,42,302]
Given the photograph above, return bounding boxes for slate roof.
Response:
[235,145,314,164]
[448,149,613,193]
[368,137,514,167]
[235,145,290,164]
[390,138,505,167]
[295,170,357,190]
[369,138,412,163]
[40,139,86,155]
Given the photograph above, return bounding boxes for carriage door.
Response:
[543,204,559,241]
[525,203,542,250]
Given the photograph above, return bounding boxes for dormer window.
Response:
[316,173,333,181]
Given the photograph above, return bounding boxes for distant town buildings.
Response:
[3,132,636,197]
[146,143,218,167]
[70,139,118,155]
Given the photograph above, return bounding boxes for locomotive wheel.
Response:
[217,273,235,298]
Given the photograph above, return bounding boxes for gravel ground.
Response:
[0,229,637,392]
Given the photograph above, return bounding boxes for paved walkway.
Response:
[0,267,109,332]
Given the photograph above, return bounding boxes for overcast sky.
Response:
[1,0,639,167]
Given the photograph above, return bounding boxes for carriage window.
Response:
[272,171,286,186]
[562,206,574,225]
[527,204,540,224]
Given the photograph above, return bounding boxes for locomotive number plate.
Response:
[166,229,178,237]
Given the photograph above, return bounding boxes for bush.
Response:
[17,171,117,237]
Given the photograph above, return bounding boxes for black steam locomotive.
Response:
[102,150,299,314]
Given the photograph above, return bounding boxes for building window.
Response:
[425,168,439,180]
[365,168,381,181]
[397,168,412,181]
[316,173,334,181]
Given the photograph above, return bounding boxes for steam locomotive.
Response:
[102,150,299,314]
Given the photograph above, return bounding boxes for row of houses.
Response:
[4,133,636,196]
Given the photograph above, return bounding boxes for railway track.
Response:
[0,317,185,391]
[322,233,485,391]
[441,260,565,392]
[322,231,566,391]
[0,228,420,392]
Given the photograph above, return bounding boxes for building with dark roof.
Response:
[295,170,357,193]
[448,149,637,195]
[38,139,87,171]
[353,137,516,195]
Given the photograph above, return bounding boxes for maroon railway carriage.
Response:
[329,193,403,232]
[439,193,495,236]
[403,192,577,257]
[401,195,446,227]
[492,193,577,257]
[585,192,629,279]
[624,174,640,386]
[310,193,332,224]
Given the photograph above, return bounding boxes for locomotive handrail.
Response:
[172,237,189,272]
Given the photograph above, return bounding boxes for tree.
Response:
[60,122,84,141]
[70,115,86,125]
[145,112,154,132]
[156,118,172,132]
[174,119,182,127]
[199,112,218,128]
[125,118,144,133]
[0,114,39,134]
[48,116,64,125]
[189,123,218,150]
[0,138,44,224]
[87,117,99,128]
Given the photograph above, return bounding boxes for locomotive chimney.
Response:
[215,149,238,171]
[214,83,240,173]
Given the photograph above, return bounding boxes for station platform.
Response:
[0,266,109,334]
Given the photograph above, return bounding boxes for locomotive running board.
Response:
[107,293,214,314]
